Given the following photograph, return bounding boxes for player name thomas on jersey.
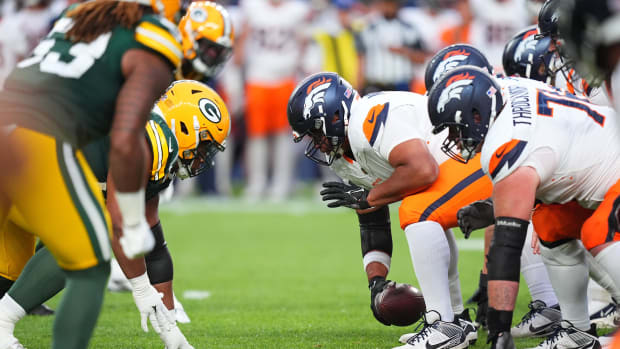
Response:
[482,77,620,208]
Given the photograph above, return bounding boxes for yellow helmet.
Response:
[156,80,231,179]
[132,0,182,23]
[178,1,234,78]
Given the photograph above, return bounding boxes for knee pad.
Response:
[145,222,173,284]
[487,217,529,282]
[359,206,392,270]
[539,239,586,266]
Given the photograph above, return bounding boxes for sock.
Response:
[0,294,26,334]
[594,242,620,302]
[8,247,66,312]
[540,241,590,331]
[53,262,110,349]
[586,250,620,302]
[445,229,464,314]
[244,137,268,199]
[0,276,14,298]
[405,221,454,321]
[521,227,558,307]
[269,132,294,199]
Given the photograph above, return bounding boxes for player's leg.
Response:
[585,252,620,329]
[8,129,112,349]
[145,222,174,309]
[269,80,296,201]
[244,82,269,200]
[396,156,491,348]
[0,220,36,297]
[528,202,598,348]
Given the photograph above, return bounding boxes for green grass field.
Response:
[11,198,589,348]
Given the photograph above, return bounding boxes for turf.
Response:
[11,199,592,348]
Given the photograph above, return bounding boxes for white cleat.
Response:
[589,301,618,329]
[106,258,132,292]
[0,333,25,349]
[399,310,478,345]
[511,300,562,338]
[394,311,469,349]
[174,293,191,324]
[526,321,600,349]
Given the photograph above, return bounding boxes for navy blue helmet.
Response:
[424,44,493,91]
[503,26,554,84]
[287,72,357,166]
[560,0,620,84]
[427,66,504,163]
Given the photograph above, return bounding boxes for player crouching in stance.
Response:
[288,72,488,349]
[0,80,230,349]
[427,66,620,349]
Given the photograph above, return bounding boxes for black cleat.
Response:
[28,303,54,316]
[490,331,516,349]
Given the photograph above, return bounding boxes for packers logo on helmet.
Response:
[156,80,231,179]
[178,1,234,79]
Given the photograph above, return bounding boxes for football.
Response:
[376,283,426,326]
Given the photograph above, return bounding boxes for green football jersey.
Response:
[0,6,182,147]
[83,109,179,201]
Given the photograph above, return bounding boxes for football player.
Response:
[427,66,620,349]
[0,2,233,348]
[288,71,487,349]
[0,0,182,347]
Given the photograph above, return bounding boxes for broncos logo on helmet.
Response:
[303,77,332,120]
[425,44,493,91]
[437,73,476,114]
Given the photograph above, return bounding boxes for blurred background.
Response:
[0,0,545,203]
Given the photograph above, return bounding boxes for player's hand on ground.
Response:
[457,198,495,238]
[368,276,392,326]
[131,282,176,333]
[159,324,194,349]
[120,218,155,258]
[320,182,370,210]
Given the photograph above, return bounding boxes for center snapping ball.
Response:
[376,283,426,326]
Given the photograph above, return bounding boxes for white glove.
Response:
[159,324,194,349]
[120,218,155,259]
[129,274,176,333]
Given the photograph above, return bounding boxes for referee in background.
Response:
[358,0,428,94]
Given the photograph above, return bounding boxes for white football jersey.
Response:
[240,0,309,84]
[0,7,55,88]
[347,92,450,184]
[481,77,620,209]
[469,0,529,72]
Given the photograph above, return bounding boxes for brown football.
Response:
[377,283,426,326]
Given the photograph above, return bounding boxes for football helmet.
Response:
[560,0,620,85]
[502,26,554,84]
[537,0,560,39]
[178,1,234,79]
[427,66,504,163]
[156,80,231,179]
[287,72,357,166]
[424,44,493,91]
[133,0,182,23]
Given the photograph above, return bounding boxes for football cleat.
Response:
[394,311,469,349]
[27,304,54,316]
[398,309,478,345]
[107,258,132,292]
[526,321,600,349]
[511,300,562,338]
[0,333,25,349]
[589,301,618,329]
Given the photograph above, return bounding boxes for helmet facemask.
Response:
[294,116,344,166]
[176,128,225,179]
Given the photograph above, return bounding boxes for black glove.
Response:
[369,276,392,326]
[457,198,494,239]
[320,182,371,209]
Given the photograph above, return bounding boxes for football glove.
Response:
[120,218,156,259]
[369,276,392,326]
[159,324,194,349]
[457,198,494,239]
[129,274,176,334]
[320,182,371,209]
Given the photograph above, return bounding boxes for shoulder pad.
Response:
[145,113,178,182]
[135,15,183,68]
[483,138,529,182]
